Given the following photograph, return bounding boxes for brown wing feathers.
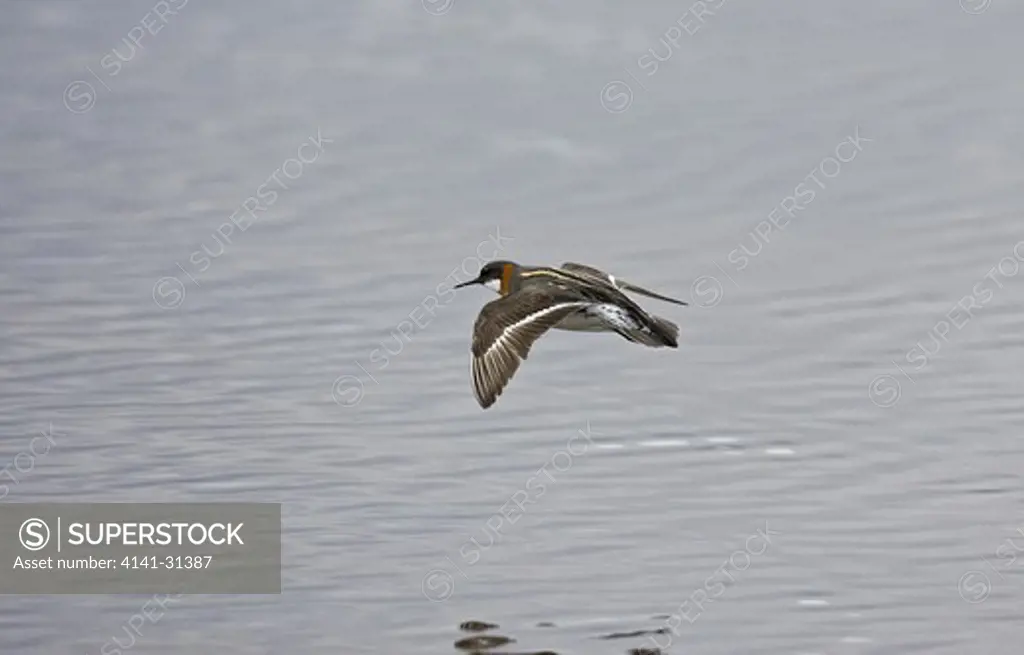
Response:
[560,262,688,306]
[470,292,585,408]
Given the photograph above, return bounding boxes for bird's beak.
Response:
[454,277,482,290]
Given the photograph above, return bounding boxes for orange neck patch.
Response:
[500,263,514,295]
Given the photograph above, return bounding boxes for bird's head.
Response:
[455,260,520,296]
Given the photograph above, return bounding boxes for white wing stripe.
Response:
[481,302,587,358]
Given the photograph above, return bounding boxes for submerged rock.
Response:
[454,634,515,650]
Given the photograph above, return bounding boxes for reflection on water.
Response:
[3,0,1024,653]
[452,619,670,655]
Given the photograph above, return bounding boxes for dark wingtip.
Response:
[620,282,690,306]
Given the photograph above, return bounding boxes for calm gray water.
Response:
[3,0,1024,653]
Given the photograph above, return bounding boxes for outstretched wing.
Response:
[470,291,588,409]
[560,262,688,306]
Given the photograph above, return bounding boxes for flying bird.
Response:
[454,261,687,408]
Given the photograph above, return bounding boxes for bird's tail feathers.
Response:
[620,314,679,348]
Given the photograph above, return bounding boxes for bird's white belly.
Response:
[555,305,638,332]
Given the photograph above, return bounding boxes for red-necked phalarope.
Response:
[455,260,687,408]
